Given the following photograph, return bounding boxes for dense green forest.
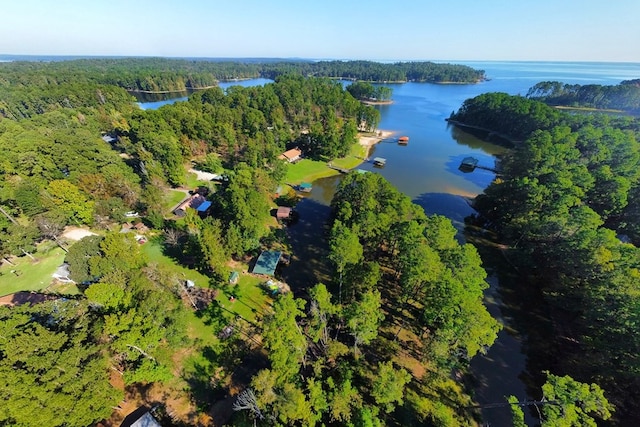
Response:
[451,92,640,424]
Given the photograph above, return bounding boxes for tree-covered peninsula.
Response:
[526,80,640,114]
[450,91,640,425]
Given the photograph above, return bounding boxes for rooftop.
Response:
[252,250,282,276]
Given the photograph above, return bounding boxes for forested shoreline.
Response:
[451,93,640,424]
[526,80,640,114]
[0,57,629,426]
[0,58,484,120]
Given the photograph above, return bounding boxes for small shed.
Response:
[120,407,162,427]
[229,271,239,284]
[276,206,292,220]
[252,250,282,276]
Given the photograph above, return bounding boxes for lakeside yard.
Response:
[284,132,390,184]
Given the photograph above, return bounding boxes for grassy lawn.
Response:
[0,245,67,297]
[163,189,189,214]
[284,142,368,185]
[215,274,273,325]
[284,158,338,184]
[141,237,212,287]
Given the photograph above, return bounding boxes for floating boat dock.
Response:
[459,156,499,173]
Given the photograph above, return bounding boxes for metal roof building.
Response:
[252,250,282,276]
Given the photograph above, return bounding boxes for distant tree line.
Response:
[526,80,640,113]
[453,91,640,424]
[0,58,484,119]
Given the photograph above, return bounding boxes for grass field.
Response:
[164,189,189,214]
[215,274,273,325]
[0,244,67,297]
[284,142,367,184]
[141,237,212,287]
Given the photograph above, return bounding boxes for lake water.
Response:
[134,78,274,109]
[140,62,639,425]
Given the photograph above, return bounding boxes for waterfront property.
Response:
[279,148,302,163]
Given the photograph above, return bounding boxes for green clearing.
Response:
[284,143,367,184]
[285,159,338,184]
[163,189,189,214]
[215,274,273,325]
[0,245,67,297]
[141,238,273,324]
[141,237,212,287]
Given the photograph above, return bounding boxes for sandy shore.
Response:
[358,130,395,157]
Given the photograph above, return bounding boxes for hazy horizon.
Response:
[2,0,639,63]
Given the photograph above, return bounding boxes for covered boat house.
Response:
[276,206,292,220]
[460,156,479,171]
[373,157,387,167]
[297,182,312,192]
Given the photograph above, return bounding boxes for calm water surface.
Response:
[141,62,639,426]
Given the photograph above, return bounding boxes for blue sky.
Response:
[2,0,639,62]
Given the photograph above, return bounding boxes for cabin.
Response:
[278,148,302,163]
[398,136,409,144]
[373,157,387,167]
[252,250,282,276]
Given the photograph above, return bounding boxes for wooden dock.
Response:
[327,163,351,174]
